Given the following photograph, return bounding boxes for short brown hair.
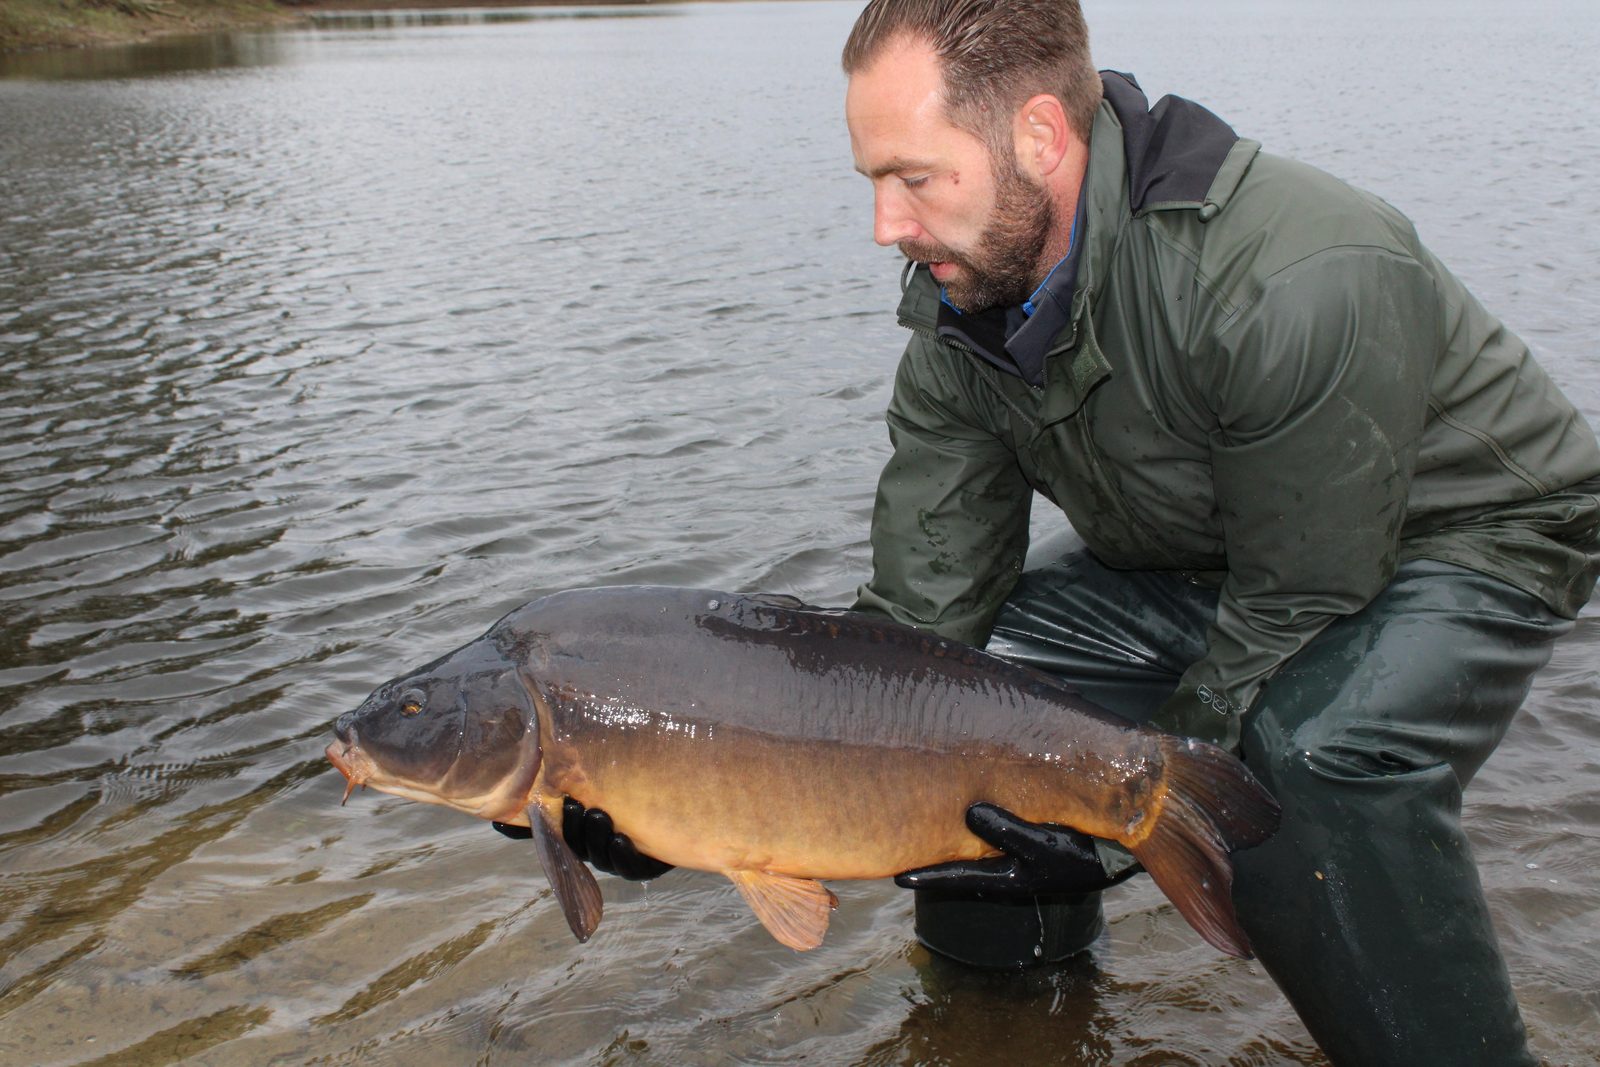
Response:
[842,0,1102,148]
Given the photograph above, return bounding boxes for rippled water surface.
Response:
[2,1,1598,1063]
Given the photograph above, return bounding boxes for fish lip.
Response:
[326,731,377,805]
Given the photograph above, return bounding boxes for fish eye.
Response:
[399,688,426,716]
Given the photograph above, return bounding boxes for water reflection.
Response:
[306,4,682,32]
[0,4,682,82]
[863,947,1118,1067]
[0,31,287,81]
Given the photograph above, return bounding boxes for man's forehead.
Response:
[845,35,945,121]
[845,38,970,170]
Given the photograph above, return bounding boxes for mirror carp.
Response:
[327,586,1280,956]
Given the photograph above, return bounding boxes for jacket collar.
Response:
[896,73,1256,407]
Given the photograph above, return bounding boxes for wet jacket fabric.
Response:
[853,72,1600,748]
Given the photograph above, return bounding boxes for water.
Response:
[1,1,1597,1063]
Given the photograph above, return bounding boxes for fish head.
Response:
[327,637,540,822]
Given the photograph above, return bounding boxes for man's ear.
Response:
[1013,93,1073,178]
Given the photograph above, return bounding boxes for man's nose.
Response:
[873,187,920,247]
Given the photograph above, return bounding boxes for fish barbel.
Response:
[326,586,1279,956]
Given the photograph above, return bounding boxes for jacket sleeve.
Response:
[1151,247,1437,748]
[852,337,1034,647]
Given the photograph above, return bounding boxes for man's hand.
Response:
[894,802,1135,897]
[491,799,673,881]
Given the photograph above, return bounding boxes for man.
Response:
[835,1,1600,1063]
[531,1,1600,1062]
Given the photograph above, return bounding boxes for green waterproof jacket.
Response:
[853,73,1600,748]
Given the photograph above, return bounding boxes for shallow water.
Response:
[1,1,1597,1064]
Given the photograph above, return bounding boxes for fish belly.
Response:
[542,725,1125,881]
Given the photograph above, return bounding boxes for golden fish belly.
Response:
[539,721,1152,880]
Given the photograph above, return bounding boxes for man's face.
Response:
[846,38,1057,312]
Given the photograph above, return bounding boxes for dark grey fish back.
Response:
[496,586,1123,752]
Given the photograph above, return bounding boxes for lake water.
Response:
[2,1,1597,1063]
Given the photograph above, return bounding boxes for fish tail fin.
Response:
[1124,736,1280,958]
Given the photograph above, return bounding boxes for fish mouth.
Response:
[323,730,502,816]
[326,733,379,806]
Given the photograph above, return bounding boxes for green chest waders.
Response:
[920,535,1576,1066]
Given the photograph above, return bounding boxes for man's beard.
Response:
[899,154,1058,313]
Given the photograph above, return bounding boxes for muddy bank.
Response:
[0,0,298,53]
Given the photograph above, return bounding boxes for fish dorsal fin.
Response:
[529,803,603,943]
[746,592,809,610]
[725,870,837,951]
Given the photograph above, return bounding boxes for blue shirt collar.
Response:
[934,185,1087,388]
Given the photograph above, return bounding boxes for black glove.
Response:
[894,802,1135,898]
[491,799,673,881]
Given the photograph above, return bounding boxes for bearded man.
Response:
[833,0,1600,1064]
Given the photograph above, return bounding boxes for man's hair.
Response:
[841,0,1102,149]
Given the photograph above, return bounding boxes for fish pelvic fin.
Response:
[1125,736,1281,959]
[726,870,838,951]
[529,801,603,943]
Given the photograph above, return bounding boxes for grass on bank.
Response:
[0,0,300,53]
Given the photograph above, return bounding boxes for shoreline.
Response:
[0,0,674,56]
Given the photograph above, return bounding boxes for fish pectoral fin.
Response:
[529,803,603,943]
[725,870,837,951]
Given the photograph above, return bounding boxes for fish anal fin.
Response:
[725,870,837,951]
[1125,736,1282,959]
[529,803,603,943]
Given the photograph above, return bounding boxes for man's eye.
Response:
[902,175,930,189]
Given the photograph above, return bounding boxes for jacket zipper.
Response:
[898,318,1042,436]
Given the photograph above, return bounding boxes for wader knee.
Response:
[1233,714,1536,1067]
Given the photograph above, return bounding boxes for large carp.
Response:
[326,586,1279,957]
